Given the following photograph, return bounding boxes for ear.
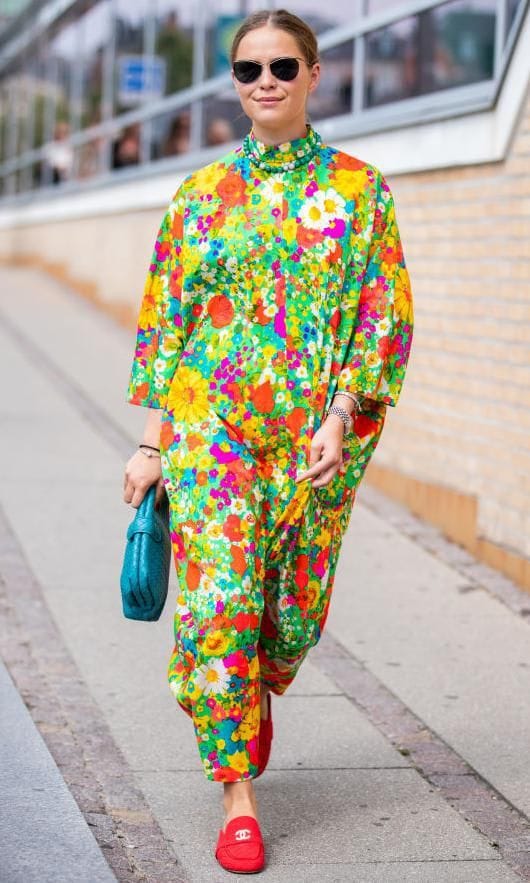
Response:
[308,62,320,95]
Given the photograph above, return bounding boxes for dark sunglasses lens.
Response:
[270,58,300,81]
[233,61,261,83]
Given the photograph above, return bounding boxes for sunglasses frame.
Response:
[232,55,312,85]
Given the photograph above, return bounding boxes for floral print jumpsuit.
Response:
[127,124,413,782]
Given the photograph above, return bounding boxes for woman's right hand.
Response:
[123,450,165,508]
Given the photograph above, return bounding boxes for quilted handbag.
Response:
[120,485,171,621]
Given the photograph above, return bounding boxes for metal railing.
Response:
[0,0,527,204]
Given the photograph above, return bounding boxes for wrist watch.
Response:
[326,404,354,434]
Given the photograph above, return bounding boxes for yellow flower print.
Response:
[366,350,381,367]
[232,703,260,741]
[228,750,250,774]
[167,366,211,422]
[395,268,414,323]
[283,217,298,242]
[248,655,260,681]
[330,168,367,199]
[138,274,161,328]
[193,164,226,195]
[204,630,231,656]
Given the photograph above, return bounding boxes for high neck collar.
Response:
[242,123,321,173]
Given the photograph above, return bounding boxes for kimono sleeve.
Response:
[126,187,186,409]
[335,172,413,407]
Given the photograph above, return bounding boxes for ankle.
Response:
[223,794,258,829]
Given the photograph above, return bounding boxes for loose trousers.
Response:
[162,402,386,782]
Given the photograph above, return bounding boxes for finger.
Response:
[154,479,166,507]
[299,453,340,482]
[295,443,325,482]
[123,480,135,503]
[131,481,151,509]
[312,464,341,488]
[308,441,325,467]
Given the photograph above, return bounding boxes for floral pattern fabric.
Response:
[127,124,413,782]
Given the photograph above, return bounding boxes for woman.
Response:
[123,8,413,874]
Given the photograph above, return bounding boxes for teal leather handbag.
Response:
[120,485,171,621]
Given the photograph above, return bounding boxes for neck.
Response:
[251,118,309,145]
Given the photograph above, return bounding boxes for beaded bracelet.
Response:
[333,390,362,413]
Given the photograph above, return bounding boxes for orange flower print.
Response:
[216,172,247,206]
[127,125,412,784]
[207,294,234,327]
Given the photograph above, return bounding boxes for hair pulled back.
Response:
[230,8,319,67]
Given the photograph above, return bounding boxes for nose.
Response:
[257,63,277,89]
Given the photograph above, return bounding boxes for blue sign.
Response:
[118,55,166,105]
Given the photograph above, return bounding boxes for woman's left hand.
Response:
[295,414,344,488]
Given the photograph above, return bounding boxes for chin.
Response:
[252,108,289,129]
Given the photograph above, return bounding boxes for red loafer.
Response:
[215,815,265,874]
[255,692,273,778]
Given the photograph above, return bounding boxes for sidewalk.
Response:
[1,265,529,882]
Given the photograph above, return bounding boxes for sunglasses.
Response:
[232,56,308,84]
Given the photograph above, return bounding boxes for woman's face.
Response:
[232,26,320,136]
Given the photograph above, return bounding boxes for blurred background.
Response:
[0,0,518,187]
[0,0,529,594]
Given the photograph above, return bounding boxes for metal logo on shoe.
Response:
[235,829,252,841]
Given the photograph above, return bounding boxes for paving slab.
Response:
[0,658,117,883]
[135,768,504,881]
[327,504,530,817]
[0,266,527,883]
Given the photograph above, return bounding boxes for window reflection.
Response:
[200,88,242,148]
[308,40,354,120]
[0,0,519,197]
[112,122,141,169]
[154,4,193,96]
[150,107,192,160]
[365,0,495,108]
[115,0,149,116]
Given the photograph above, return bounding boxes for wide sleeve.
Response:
[126,186,186,409]
[335,171,413,407]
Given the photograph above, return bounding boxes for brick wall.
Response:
[367,84,530,584]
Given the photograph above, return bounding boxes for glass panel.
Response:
[154,1,194,95]
[17,52,34,193]
[32,39,51,151]
[150,106,193,160]
[268,2,359,33]
[78,1,112,129]
[199,86,244,149]
[114,0,150,115]
[427,0,496,89]
[308,40,354,120]
[506,0,523,40]
[0,84,7,164]
[111,121,142,168]
[365,0,496,108]
[75,137,106,180]
[364,17,417,106]
[368,0,409,12]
